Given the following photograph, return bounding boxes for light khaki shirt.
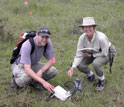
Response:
[72,31,111,68]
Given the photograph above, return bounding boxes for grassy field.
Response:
[0,0,124,107]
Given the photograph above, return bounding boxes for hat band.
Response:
[38,30,51,35]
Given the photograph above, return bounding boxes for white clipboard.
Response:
[53,85,71,101]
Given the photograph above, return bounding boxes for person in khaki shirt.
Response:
[67,17,116,91]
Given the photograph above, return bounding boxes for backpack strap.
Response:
[44,43,48,54]
[29,38,35,55]
[109,49,114,74]
[29,37,48,55]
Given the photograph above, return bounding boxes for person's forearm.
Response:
[72,56,83,68]
[24,64,54,92]
[36,59,53,77]
[24,64,45,84]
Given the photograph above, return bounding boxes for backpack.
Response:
[10,31,48,64]
[10,31,36,64]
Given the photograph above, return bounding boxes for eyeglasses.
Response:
[38,30,51,35]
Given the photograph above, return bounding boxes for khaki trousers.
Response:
[12,62,58,87]
[77,56,109,77]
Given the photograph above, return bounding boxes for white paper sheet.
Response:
[53,85,71,101]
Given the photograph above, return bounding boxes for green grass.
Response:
[0,0,124,106]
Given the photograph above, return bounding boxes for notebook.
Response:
[78,48,100,54]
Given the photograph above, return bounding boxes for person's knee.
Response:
[77,64,87,72]
[92,61,103,77]
[92,61,101,69]
[50,66,58,76]
[23,74,31,83]
[43,66,58,81]
[15,74,31,87]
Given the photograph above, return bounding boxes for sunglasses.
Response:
[38,30,51,35]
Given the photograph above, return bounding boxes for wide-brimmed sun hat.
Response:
[79,17,98,27]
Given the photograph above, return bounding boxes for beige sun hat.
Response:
[79,17,98,27]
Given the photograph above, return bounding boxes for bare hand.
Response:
[67,67,74,78]
[42,81,54,93]
[82,51,91,57]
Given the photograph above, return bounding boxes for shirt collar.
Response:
[91,32,96,42]
[85,31,96,43]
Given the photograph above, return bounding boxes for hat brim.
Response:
[78,24,98,27]
[38,33,50,37]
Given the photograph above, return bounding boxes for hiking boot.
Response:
[95,79,105,91]
[29,80,44,91]
[87,74,95,82]
[11,76,19,92]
